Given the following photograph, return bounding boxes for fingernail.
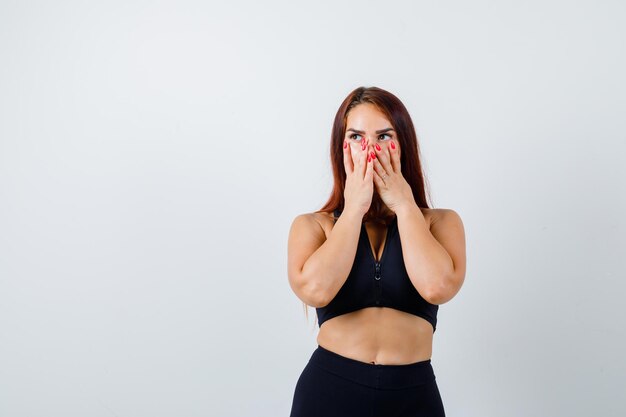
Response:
[367,155,371,162]
[375,144,381,151]
[390,141,396,150]
[343,140,348,149]
[370,151,376,159]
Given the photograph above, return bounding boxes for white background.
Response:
[1,1,625,416]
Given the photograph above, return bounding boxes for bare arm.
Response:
[395,203,467,305]
[287,208,364,307]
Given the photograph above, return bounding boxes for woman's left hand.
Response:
[371,140,415,213]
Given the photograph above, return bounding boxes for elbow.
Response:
[423,286,443,305]
[425,290,445,306]
[290,270,329,308]
[422,272,449,305]
[427,270,463,305]
[302,282,329,308]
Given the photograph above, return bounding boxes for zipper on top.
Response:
[362,217,396,306]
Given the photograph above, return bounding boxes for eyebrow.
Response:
[346,127,395,134]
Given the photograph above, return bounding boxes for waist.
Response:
[316,307,434,364]
[308,344,436,389]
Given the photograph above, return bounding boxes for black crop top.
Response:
[316,208,439,332]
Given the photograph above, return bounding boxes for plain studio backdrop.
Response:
[1,1,625,416]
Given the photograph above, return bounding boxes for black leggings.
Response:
[289,345,446,417]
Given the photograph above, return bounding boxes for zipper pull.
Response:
[375,262,381,280]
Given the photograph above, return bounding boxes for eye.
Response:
[378,134,392,140]
[348,133,362,140]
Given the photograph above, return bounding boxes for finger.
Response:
[350,141,361,175]
[343,140,353,175]
[353,143,361,174]
[374,157,391,187]
[372,164,384,189]
[365,147,374,181]
[374,144,392,174]
[372,153,387,179]
[358,139,368,178]
[389,140,401,173]
[366,149,377,178]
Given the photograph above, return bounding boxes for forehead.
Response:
[346,103,390,127]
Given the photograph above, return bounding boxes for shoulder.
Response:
[426,208,463,228]
[289,211,334,240]
[294,210,335,226]
[426,208,465,245]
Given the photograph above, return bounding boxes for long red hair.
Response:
[319,86,433,220]
[303,86,434,327]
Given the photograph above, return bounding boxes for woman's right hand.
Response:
[342,137,374,217]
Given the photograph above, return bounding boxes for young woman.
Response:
[287,86,466,416]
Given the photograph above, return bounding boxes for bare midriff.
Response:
[316,307,434,365]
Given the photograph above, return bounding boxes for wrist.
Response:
[394,201,421,218]
[341,206,366,221]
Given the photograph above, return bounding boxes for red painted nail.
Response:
[370,151,376,159]
[390,141,396,150]
[343,140,348,149]
[375,144,381,151]
[367,155,371,162]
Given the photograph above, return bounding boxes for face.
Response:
[344,103,401,159]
